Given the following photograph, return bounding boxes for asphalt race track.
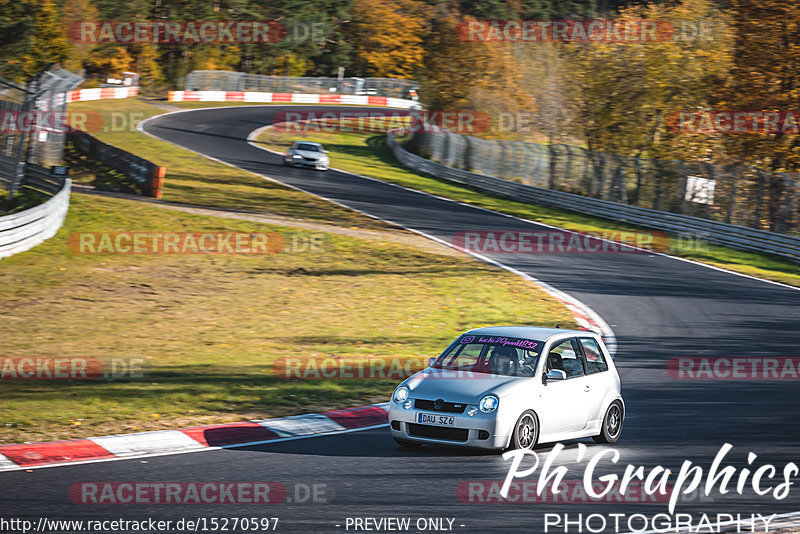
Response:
[2,105,798,533]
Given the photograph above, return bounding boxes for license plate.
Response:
[417,413,455,426]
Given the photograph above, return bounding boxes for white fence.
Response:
[0,179,71,260]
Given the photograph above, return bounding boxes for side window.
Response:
[547,338,585,378]
[580,338,609,374]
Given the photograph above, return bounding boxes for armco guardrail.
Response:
[67,130,165,199]
[0,166,70,260]
[386,130,800,263]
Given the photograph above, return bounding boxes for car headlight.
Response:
[479,394,499,413]
[393,386,409,403]
[292,154,302,158]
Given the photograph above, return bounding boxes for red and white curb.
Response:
[0,403,389,472]
[168,91,418,109]
[67,86,139,102]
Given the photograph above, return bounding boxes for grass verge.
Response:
[65,99,387,229]
[0,101,578,444]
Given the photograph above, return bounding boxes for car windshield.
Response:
[296,143,321,152]
[431,335,543,377]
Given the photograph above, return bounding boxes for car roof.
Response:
[464,325,594,341]
[294,141,323,147]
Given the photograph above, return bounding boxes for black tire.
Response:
[394,437,422,448]
[593,401,624,444]
[509,410,539,450]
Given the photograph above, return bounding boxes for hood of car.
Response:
[405,368,522,403]
[293,149,325,160]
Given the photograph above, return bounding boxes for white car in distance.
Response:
[283,141,330,171]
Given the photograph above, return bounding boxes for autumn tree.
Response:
[137,43,165,91]
[2,0,70,80]
[718,0,800,230]
[0,1,35,81]
[724,0,800,171]
[30,1,70,74]
[421,9,535,135]
[86,47,134,80]
[569,0,733,161]
[61,0,99,74]
[345,0,429,78]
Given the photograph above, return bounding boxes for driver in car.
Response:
[489,346,519,375]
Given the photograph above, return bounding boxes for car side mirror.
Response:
[544,369,566,382]
[427,357,437,367]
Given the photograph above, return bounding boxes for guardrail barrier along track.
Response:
[387,130,800,263]
[0,157,70,260]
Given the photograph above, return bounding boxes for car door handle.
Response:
[584,386,591,392]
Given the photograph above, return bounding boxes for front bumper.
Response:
[388,401,509,450]
[288,157,328,169]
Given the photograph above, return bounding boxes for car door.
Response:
[538,337,593,434]
[576,336,612,427]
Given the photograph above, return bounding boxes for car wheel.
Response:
[593,401,623,444]
[510,410,539,450]
[394,437,421,448]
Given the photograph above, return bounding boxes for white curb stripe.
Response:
[0,403,391,472]
[256,414,346,437]
[91,430,205,456]
[0,453,16,470]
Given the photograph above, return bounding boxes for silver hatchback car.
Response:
[388,326,624,451]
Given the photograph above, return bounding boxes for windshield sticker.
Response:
[460,336,538,350]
